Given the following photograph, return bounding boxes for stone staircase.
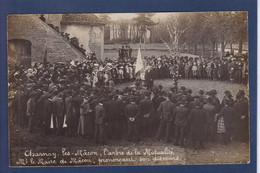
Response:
[8,14,86,64]
[33,15,87,58]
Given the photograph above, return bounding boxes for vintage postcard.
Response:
[7,12,251,167]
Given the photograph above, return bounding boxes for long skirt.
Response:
[77,115,88,136]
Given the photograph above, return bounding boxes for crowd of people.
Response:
[8,52,249,149]
[118,46,132,59]
[141,53,248,84]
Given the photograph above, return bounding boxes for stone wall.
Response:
[61,24,92,53]
[8,14,86,65]
[61,24,104,60]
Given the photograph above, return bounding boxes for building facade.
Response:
[8,14,105,68]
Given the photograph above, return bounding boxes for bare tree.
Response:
[161,14,188,57]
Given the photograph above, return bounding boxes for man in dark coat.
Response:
[52,93,65,135]
[88,95,99,138]
[234,93,249,143]
[104,95,122,139]
[95,98,106,145]
[217,99,237,145]
[145,69,154,91]
[124,97,141,143]
[188,101,207,149]
[156,94,175,143]
[152,91,166,135]
[64,92,74,136]
[189,96,200,110]
[128,46,132,58]
[208,90,221,112]
[37,90,48,129]
[139,92,154,138]
[16,89,29,127]
[42,93,53,135]
[116,95,126,138]
[174,101,189,147]
[203,98,217,141]
[26,93,37,133]
[72,93,83,135]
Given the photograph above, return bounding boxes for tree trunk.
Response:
[202,38,205,57]
[215,42,218,51]
[239,39,243,53]
[188,44,191,53]
[193,41,197,55]
[211,41,215,57]
[230,42,233,52]
[221,41,225,58]
[143,34,146,51]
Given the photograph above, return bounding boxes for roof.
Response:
[61,14,105,26]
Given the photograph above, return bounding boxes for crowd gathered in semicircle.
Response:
[8,52,249,150]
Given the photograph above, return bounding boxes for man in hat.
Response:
[65,91,74,136]
[198,90,206,105]
[144,68,154,91]
[221,90,234,107]
[42,92,53,135]
[78,95,91,140]
[188,101,207,149]
[203,97,217,141]
[26,92,37,133]
[208,89,221,112]
[152,90,166,134]
[95,98,107,145]
[217,99,237,145]
[16,87,29,127]
[174,100,189,147]
[156,93,175,143]
[234,92,249,143]
[189,96,200,110]
[52,92,65,135]
[71,92,83,136]
[104,95,122,139]
[124,97,141,143]
[139,92,154,138]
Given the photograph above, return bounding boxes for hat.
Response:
[145,92,151,97]
[222,99,230,106]
[193,95,200,99]
[239,90,245,96]
[180,86,186,91]
[178,100,185,105]
[198,90,204,95]
[99,98,106,104]
[211,89,217,95]
[194,101,201,107]
[206,91,212,96]
[187,89,192,94]
[224,90,231,94]
[236,93,242,99]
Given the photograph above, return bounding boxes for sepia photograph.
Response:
[8,12,250,166]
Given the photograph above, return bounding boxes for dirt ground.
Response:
[9,79,250,166]
[116,79,249,101]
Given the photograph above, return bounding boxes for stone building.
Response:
[8,14,104,68]
[61,14,105,60]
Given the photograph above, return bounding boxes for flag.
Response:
[135,47,144,75]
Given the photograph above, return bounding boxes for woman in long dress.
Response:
[78,97,91,140]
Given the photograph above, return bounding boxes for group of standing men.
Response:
[22,81,249,149]
[118,46,132,60]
